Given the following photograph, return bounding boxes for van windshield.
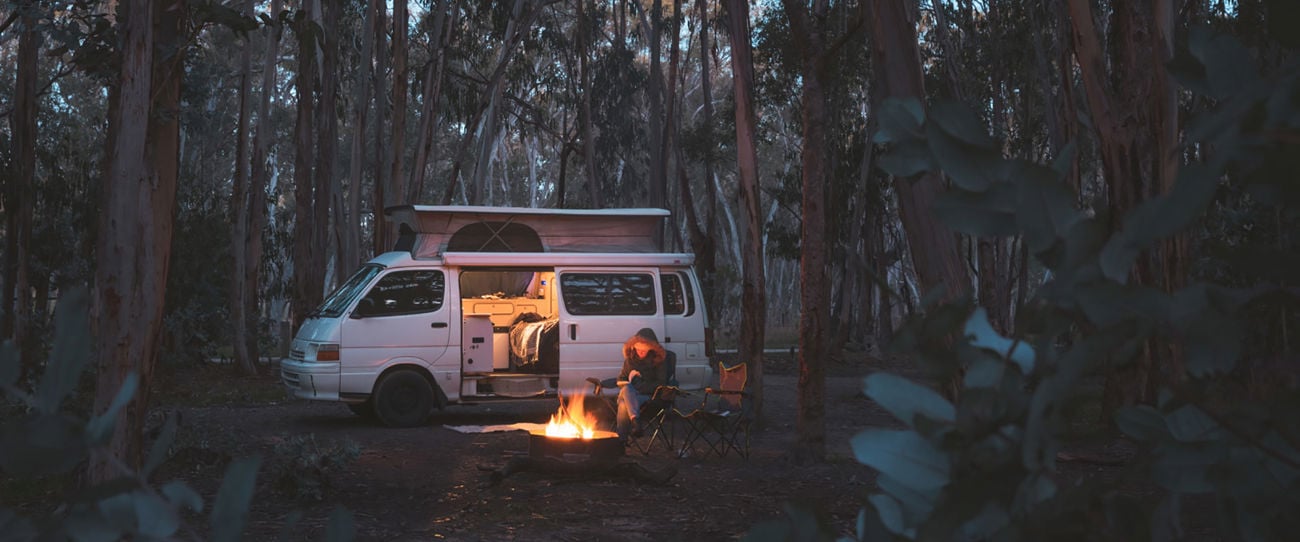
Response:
[312,264,384,318]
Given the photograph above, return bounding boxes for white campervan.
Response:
[280,205,713,427]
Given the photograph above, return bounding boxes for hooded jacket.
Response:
[618,328,672,395]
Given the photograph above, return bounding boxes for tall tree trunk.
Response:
[344,0,375,274]
[318,0,341,287]
[230,0,257,375]
[469,0,531,205]
[247,0,284,366]
[647,0,666,238]
[577,0,602,208]
[685,0,720,324]
[388,0,409,220]
[869,0,969,302]
[780,0,865,464]
[6,0,38,382]
[291,1,320,331]
[371,0,390,253]
[723,0,766,420]
[88,0,184,483]
[408,0,451,204]
[1068,0,1180,412]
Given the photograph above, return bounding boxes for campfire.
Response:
[543,390,599,439]
[529,390,622,461]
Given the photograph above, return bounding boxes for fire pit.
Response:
[527,391,624,460]
[528,428,623,460]
[481,391,673,486]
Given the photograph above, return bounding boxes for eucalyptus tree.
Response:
[722,0,767,419]
[1066,0,1181,412]
[88,0,187,483]
[868,0,968,303]
[775,0,869,462]
[4,0,39,381]
[289,1,323,331]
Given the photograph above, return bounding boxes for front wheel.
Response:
[372,370,434,427]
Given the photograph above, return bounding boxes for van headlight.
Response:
[311,343,341,362]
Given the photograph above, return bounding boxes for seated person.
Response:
[616,328,673,441]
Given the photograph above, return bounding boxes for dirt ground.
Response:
[156,355,891,541]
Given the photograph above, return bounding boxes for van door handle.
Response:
[569,323,577,340]
[431,322,447,328]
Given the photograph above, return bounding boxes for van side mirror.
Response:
[351,298,375,319]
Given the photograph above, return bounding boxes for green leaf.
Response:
[964,308,1034,374]
[1152,443,1220,493]
[133,490,180,539]
[63,508,122,542]
[211,456,262,542]
[1075,282,1169,328]
[878,139,935,177]
[926,122,1000,192]
[162,481,203,513]
[1165,405,1222,443]
[863,373,955,426]
[1115,405,1171,443]
[962,351,1006,389]
[1015,162,1081,254]
[874,97,925,144]
[959,502,1010,541]
[36,287,92,413]
[144,412,180,477]
[325,506,356,542]
[877,473,939,522]
[932,183,1019,237]
[85,373,138,445]
[1098,236,1140,284]
[0,507,36,542]
[851,429,950,491]
[929,101,997,149]
[1187,25,1259,100]
[97,492,137,532]
[867,494,907,537]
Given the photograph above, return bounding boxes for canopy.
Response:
[384,205,670,257]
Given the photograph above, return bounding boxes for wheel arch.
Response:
[375,363,448,410]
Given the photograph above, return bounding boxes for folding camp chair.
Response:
[677,360,752,459]
[585,351,684,455]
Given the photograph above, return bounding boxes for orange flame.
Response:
[544,390,598,439]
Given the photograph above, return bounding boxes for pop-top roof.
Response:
[384,205,669,257]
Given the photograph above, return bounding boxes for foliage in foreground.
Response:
[750,27,1299,542]
[0,287,354,541]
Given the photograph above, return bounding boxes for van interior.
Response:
[458,268,561,398]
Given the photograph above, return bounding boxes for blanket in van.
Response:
[508,313,559,371]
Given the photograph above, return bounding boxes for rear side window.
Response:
[677,272,696,317]
[560,273,656,315]
[662,274,686,315]
[358,270,445,317]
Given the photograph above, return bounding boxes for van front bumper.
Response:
[280,359,342,401]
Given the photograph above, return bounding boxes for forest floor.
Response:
[4,351,1171,541]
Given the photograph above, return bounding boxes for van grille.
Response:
[290,348,305,361]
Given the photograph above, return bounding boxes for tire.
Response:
[373,370,434,427]
[347,400,375,418]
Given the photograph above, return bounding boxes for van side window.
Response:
[661,274,685,315]
[678,271,696,317]
[559,273,656,315]
[358,270,445,317]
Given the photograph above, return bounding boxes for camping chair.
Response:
[585,351,684,455]
[676,360,752,459]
